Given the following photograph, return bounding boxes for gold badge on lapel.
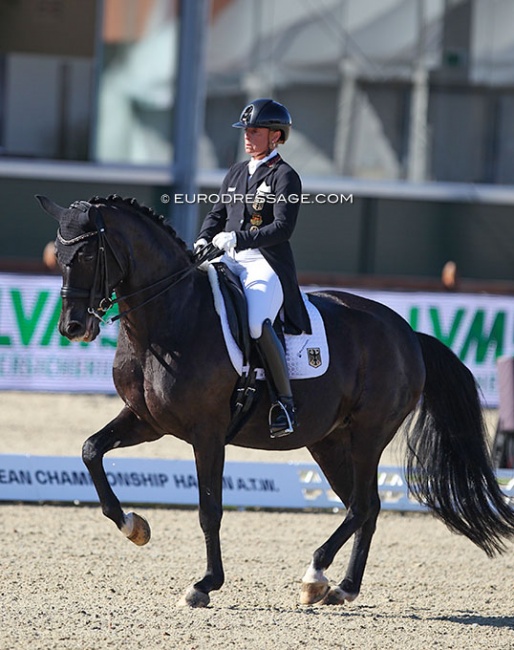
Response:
[250,214,263,227]
[252,195,265,211]
[253,181,271,211]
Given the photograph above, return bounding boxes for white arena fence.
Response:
[0,454,513,511]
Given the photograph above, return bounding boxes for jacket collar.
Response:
[247,154,282,191]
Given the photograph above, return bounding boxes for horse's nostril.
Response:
[65,320,85,337]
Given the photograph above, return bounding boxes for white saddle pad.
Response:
[207,265,330,380]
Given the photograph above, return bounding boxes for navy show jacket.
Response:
[198,154,311,335]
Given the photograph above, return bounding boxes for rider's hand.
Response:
[193,238,208,255]
[212,231,237,253]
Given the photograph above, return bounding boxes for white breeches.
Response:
[219,249,284,339]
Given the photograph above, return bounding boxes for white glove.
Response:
[193,238,208,254]
[212,231,237,253]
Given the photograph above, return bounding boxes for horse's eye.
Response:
[79,250,95,263]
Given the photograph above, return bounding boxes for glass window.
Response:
[201,0,514,184]
[0,0,97,160]
[95,0,179,164]
[203,0,445,179]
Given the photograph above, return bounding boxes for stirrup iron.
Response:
[269,398,296,438]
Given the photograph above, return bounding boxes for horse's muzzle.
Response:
[59,311,100,342]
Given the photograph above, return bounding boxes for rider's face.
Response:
[244,128,280,159]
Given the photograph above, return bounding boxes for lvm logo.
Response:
[0,287,118,348]
[408,305,508,364]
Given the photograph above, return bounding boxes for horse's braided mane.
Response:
[89,194,193,260]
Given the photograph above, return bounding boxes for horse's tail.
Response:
[405,332,514,556]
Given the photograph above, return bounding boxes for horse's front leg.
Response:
[178,441,225,608]
[82,406,162,545]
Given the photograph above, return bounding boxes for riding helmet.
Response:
[232,98,292,143]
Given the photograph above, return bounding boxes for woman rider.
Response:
[194,98,310,438]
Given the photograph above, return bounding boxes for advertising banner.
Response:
[0,455,316,510]
[347,289,514,407]
[1,273,513,404]
[1,454,512,510]
[0,273,118,392]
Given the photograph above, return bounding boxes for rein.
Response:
[59,209,219,324]
[108,242,218,324]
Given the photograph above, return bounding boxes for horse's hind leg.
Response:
[322,472,380,606]
[82,406,162,545]
[301,431,381,606]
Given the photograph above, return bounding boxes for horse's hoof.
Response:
[321,585,353,606]
[122,512,151,546]
[342,590,359,603]
[300,580,330,605]
[177,586,210,608]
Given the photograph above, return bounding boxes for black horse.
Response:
[37,194,514,608]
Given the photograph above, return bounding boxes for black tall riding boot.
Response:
[256,319,297,438]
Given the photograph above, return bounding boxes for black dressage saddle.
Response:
[212,261,252,366]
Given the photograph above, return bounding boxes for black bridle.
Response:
[58,205,219,325]
[58,207,125,323]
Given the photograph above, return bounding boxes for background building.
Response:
[1,0,513,290]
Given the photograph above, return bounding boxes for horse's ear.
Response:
[35,195,66,222]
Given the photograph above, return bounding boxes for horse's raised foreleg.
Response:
[82,406,162,545]
[302,434,381,606]
[177,441,225,608]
